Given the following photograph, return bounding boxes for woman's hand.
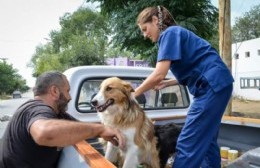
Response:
[153,79,178,90]
[153,80,168,90]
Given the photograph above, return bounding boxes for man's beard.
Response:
[57,92,69,113]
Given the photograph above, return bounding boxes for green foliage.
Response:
[105,45,137,58]
[29,7,110,77]
[0,62,29,95]
[29,1,219,74]
[28,44,63,77]
[232,4,260,43]
[86,0,218,66]
[60,35,106,66]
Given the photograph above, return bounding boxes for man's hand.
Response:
[99,126,126,150]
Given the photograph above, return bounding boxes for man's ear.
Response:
[49,85,60,98]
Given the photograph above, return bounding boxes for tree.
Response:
[105,45,137,58]
[29,7,110,77]
[0,61,29,95]
[28,43,64,77]
[232,5,260,43]
[86,0,218,66]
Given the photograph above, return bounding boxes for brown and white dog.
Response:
[91,77,160,168]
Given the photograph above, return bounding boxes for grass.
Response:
[0,95,11,100]
[231,97,260,119]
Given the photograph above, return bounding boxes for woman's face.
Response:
[138,16,160,42]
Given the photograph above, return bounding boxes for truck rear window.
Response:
[76,78,190,113]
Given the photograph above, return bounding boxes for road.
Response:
[0,91,33,138]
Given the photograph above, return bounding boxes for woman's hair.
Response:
[137,6,177,32]
[33,71,66,96]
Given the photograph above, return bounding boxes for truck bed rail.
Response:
[58,141,116,168]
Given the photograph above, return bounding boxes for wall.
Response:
[106,57,149,67]
[232,38,260,100]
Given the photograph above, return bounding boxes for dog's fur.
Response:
[91,77,182,168]
[154,123,182,168]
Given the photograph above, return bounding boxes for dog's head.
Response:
[91,77,135,113]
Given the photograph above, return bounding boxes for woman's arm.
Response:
[134,60,171,97]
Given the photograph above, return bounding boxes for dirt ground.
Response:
[231,98,260,119]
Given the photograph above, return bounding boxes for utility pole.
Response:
[219,0,232,116]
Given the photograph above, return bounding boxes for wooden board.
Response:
[74,141,116,168]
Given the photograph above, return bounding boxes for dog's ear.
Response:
[123,81,135,93]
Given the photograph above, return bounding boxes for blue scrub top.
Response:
[157,26,234,95]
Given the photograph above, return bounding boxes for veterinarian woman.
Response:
[134,6,234,168]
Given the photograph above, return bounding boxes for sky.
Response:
[211,0,260,24]
[0,0,259,87]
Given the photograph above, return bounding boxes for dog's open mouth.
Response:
[96,99,114,112]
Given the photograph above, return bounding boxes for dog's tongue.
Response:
[96,99,114,112]
[97,105,106,112]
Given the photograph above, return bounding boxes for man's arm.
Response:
[30,119,125,149]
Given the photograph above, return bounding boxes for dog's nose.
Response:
[91,100,98,107]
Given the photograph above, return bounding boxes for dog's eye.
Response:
[106,86,112,91]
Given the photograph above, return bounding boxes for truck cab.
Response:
[64,65,192,124]
[58,65,192,168]
[58,65,260,168]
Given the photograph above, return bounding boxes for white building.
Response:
[232,37,260,100]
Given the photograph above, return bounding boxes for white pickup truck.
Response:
[58,65,260,168]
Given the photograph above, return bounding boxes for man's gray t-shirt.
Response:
[0,99,75,168]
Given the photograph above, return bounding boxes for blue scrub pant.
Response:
[173,83,233,168]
